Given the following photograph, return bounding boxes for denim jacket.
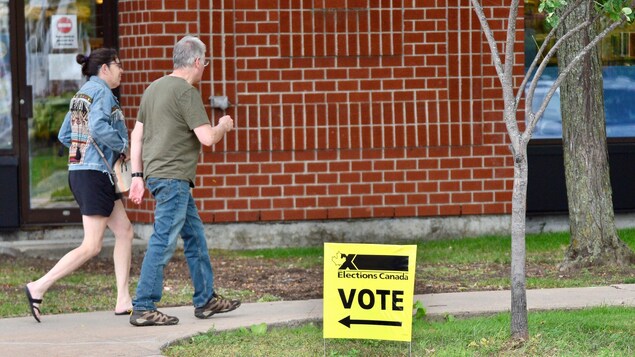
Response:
[58,76,128,175]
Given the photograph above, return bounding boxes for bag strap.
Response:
[88,136,114,172]
[88,136,120,191]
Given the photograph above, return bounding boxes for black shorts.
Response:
[69,170,121,217]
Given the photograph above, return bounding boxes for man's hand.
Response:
[194,115,234,146]
[219,115,234,132]
[128,178,145,205]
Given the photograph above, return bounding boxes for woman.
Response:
[25,48,134,322]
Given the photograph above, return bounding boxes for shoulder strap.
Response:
[88,136,114,174]
[88,136,124,192]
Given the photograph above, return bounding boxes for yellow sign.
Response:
[323,243,417,342]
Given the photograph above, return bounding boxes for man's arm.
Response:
[128,121,145,205]
[194,115,234,146]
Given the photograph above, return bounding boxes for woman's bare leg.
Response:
[108,200,134,313]
[26,214,109,319]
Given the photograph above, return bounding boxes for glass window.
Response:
[0,0,11,150]
[525,1,635,139]
[25,0,102,208]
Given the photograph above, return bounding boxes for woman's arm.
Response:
[57,111,72,147]
[89,88,128,154]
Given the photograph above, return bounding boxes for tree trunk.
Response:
[557,4,635,269]
[510,139,528,340]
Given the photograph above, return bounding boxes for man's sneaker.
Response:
[194,293,241,319]
[129,309,179,326]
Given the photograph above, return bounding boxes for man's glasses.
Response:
[198,57,210,67]
[109,61,123,69]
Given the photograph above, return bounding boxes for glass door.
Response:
[0,0,10,152]
[18,0,117,225]
[0,0,19,228]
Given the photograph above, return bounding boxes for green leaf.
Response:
[413,300,427,320]
[250,322,268,335]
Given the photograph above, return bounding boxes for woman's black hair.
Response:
[76,48,119,78]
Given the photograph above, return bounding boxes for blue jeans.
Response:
[133,178,214,311]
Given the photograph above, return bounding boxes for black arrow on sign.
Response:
[338,315,402,328]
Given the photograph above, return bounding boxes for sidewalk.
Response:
[1,284,634,356]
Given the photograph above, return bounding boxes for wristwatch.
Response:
[131,172,144,179]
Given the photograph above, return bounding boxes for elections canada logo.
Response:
[332,251,409,280]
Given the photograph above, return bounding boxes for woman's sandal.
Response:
[114,309,132,316]
[24,285,42,323]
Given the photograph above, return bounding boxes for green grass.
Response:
[159,230,635,356]
[30,148,68,187]
[224,246,323,259]
[0,265,131,316]
[164,306,635,356]
[223,230,587,267]
[416,231,592,265]
[415,230,635,291]
[4,229,635,356]
[4,229,635,318]
[220,246,323,268]
[51,186,73,200]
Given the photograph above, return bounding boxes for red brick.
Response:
[120,1,520,225]
[260,210,283,221]
[328,208,350,219]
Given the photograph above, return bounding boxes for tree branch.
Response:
[472,0,524,143]
[516,0,586,105]
[503,0,521,85]
[523,16,627,141]
[524,18,595,116]
[470,0,505,81]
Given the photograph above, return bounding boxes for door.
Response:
[0,1,10,153]
[16,0,118,225]
[0,0,19,228]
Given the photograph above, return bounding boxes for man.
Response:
[128,35,240,326]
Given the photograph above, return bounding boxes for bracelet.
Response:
[131,172,144,179]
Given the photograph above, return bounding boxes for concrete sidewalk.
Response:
[1,284,634,356]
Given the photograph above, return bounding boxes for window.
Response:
[525,1,635,138]
[0,0,11,150]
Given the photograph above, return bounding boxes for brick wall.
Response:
[118,0,522,224]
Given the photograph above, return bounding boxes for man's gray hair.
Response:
[173,36,206,69]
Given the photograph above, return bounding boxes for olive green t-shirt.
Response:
[136,76,210,185]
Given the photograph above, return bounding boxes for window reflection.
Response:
[525,0,635,138]
[26,0,100,208]
[0,0,11,150]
